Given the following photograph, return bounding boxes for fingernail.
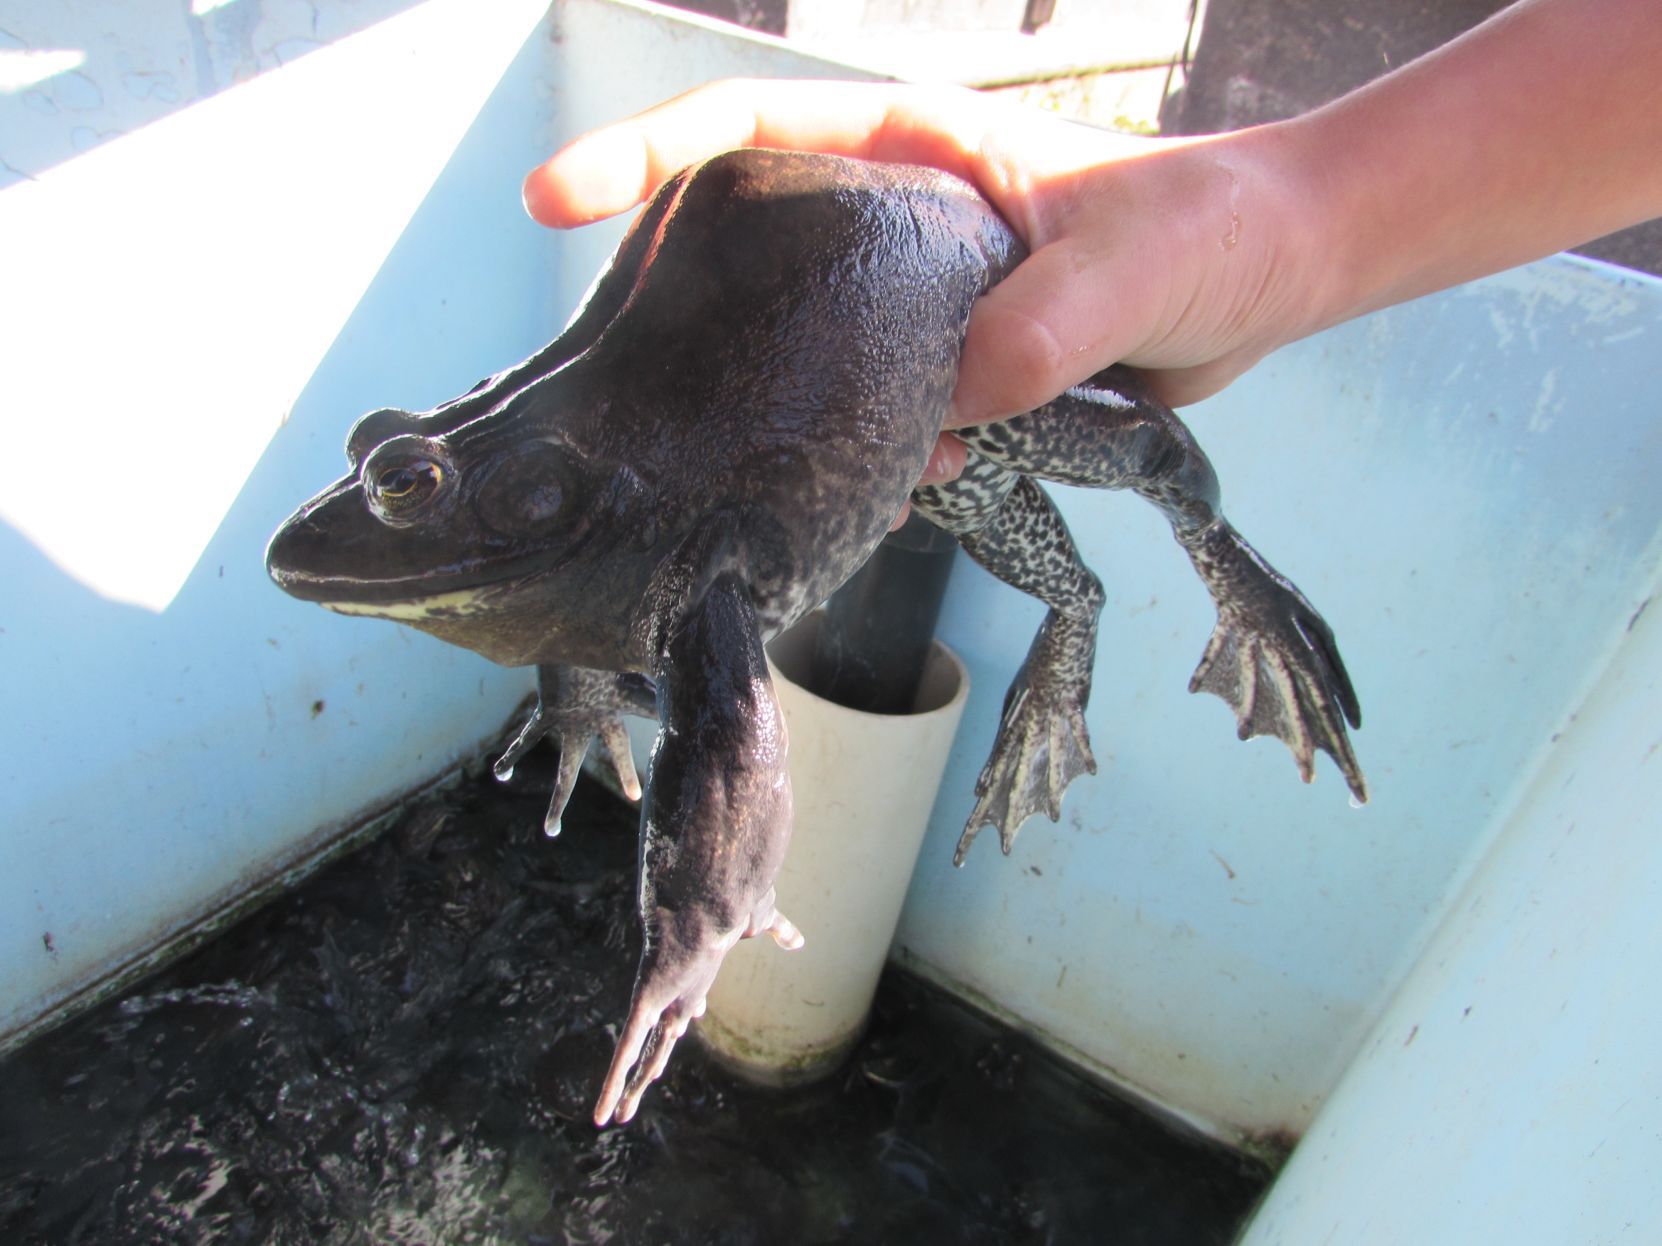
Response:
[521,166,555,224]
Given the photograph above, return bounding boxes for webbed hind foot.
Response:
[954,615,1099,866]
[1183,521,1366,802]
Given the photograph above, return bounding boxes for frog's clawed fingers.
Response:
[1185,524,1366,803]
[493,707,642,834]
[593,897,802,1127]
[494,668,658,835]
[749,903,805,950]
[593,976,709,1129]
[955,678,1097,867]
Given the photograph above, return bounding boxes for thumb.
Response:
[945,239,1143,427]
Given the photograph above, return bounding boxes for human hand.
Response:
[522,79,1331,481]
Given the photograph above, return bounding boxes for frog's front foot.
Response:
[592,566,800,1125]
[1183,521,1366,802]
[493,664,658,835]
[593,893,802,1127]
[955,614,1098,866]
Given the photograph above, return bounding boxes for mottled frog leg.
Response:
[957,364,1366,804]
[593,571,802,1127]
[912,460,1105,864]
[492,665,658,836]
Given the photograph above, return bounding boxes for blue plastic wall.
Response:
[4,2,1660,1234]
[898,257,1662,1140]
[0,0,557,1045]
[1239,533,1662,1242]
[0,0,879,1054]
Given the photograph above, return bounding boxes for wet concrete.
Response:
[0,754,1268,1244]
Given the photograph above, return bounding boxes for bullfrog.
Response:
[266,148,1365,1127]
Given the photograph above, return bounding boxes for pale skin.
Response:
[522,0,1662,500]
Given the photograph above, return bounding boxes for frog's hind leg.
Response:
[911,458,1105,865]
[956,365,1367,805]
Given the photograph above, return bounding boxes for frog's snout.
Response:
[264,510,328,599]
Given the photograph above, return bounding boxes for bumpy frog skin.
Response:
[267,149,1365,1126]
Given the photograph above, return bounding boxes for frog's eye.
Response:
[375,461,441,502]
[361,437,452,525]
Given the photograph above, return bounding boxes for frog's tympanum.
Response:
[268,149,1365,1127]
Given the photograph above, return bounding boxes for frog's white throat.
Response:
[321,587,490,622]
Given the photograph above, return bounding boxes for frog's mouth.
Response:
[266,559,536,622]
[264,505,566,618]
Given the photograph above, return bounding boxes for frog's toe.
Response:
[954,682,1097,866]
[595,1002,694,1127]
[497,707,630,836]
[749,902,804,950]
[599,719,643,803]
[593,896,803,1126]
[1185,527,1366,803]
[593,957,715,1128]
[494,668,656,835]
[541,742,587,837]
[492,702,551,783]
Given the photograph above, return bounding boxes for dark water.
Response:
[0,757,1269,1244]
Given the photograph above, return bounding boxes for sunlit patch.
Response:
[0,48,86,93]
[1062,384,1136,410]
[0,0,550,612]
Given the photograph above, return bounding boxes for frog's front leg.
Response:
[956,364,1366,805]
[492,664,657,836]
[912,460,1105,864]
[593,571,802,1127]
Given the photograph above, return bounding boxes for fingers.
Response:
[630,1011,693,1105]
[893,434,969,527]
[592,986,709,1126]
[593,996,699,1126]
[599,719,643,802]
[544,739,585,837]
[593,1003,655,1126]
[919,433,967,483]
[523,79,1022,229]
[525,80,1278,424]
[492,705,548,782]
[592,904,804,1125]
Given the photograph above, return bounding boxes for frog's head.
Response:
[266,397,658,667]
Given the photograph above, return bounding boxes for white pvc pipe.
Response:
[697,612,970,1082]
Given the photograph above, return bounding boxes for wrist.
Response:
[1223,115,1359,349]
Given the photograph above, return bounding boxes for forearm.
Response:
[521,5,1660,420]
[1274,0,1662,334]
